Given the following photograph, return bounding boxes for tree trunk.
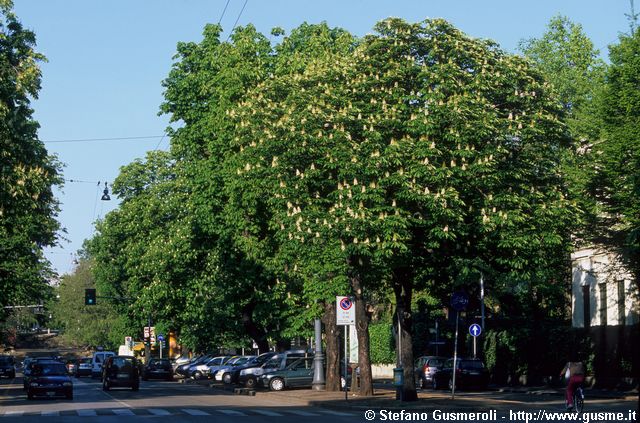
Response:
[241,301,269,353]
[349,265,374,396]
[393,267,418,401]
[321,301,341,391]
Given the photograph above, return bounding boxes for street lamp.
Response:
[101,182,111,201]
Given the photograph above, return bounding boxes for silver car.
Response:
[414,356,446,389]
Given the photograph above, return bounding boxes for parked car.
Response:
[171,355,191,371]
[142,358,173,381]
[75,357,92,377]
[190,356,231,380]
[0,355,16,379]
[222,352,277,385]
[175,355,211,378]
[102,355,140,391]
[432,358,489,390]
[214,356,256,382]
[239,350,309,389]
[26,360,73,400]
[91,351,115,378]
[414,356,446,389]
[260,356,350,391]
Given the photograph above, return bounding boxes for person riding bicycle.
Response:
[560,358,585,410]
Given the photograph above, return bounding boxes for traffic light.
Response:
[85,288,96,305]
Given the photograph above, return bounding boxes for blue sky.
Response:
[12,1,630,276]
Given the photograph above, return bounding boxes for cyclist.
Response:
[560,357,585,410]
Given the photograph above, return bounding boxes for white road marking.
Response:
[77,409,98,416]
[182,409,211,416]
[4,411,24,416]
[319,409,356,416]
[253,409,285,416]
[288,410,321,416]
[218,409,248,416]
[41,411,60,416]
[148,408,171,416]
[113,408,135,416]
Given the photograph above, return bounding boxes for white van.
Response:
[91,351,115,378]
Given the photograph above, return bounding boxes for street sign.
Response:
[451,291,469,312]
[157,334,164,342]
[469,323,482,337]
[336,296,355,325]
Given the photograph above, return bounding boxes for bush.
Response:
[369,322,395,365]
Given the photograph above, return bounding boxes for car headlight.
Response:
[63,382,72,387]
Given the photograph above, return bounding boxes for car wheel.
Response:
[194,371,203,380]
[269,377,285,391]
[244,376,257,389]
[222,373,232,384]
[448,377,456,391]
[102,380,110,391]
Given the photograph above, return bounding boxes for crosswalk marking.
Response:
[148,409,171,416]
[182,408,211,416]
[218,409,248,416]
[3,411,23,417]
[253,409,285,417]
[113,408,135,416]
[41,411,59,416]
[319,410,355,416]
[288,410,321,416]
[77,409,97,417]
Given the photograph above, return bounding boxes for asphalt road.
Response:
[1,373,637,423]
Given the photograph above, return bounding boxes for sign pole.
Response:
[452,311,459,399]
[344,325,348,401]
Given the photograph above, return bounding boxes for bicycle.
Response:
[573,385,585,414]
[566,385,585,413]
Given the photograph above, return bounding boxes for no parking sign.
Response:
[336,296,355,325]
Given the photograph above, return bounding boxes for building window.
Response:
[617,280,626,326]
[599,283,607,326]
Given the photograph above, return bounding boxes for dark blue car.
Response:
[26,361,73,400]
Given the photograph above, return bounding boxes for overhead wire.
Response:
[226,0,248,42]
[43,135,164,144]
[218,0,231,24]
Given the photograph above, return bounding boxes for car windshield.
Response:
[428,359,444,367]
[460,360,484,369]
[263,356,282,369]
[0,357,13,365]
[232,357,250,366]
[35,363,67,376]
[112,357,135,370]
[80,358,91,364]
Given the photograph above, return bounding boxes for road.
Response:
[1,374,636,422]
[0,375,356,422]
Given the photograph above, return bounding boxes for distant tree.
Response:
[0,0,61,316]
[50,257,121,349]
[593,29,640,298]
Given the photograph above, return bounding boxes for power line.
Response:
[43,135,165,144]
[226,0,248,42]
[218,0,231,24]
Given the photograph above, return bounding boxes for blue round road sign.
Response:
[450,292,469,311]
[469,323,482,337]
[157,334,164,342]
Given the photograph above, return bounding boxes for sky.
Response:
[11,0,631,276]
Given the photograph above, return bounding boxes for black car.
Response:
[102,355,140,391]
[0,355,16,379]
[26,360,73,400]
[222,352,278,385]
[174,355,211,378]
[432,358,489,390]
[74,357,92,377]
[142,358,173,381]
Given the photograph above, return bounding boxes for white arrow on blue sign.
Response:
[469,323,482,337]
